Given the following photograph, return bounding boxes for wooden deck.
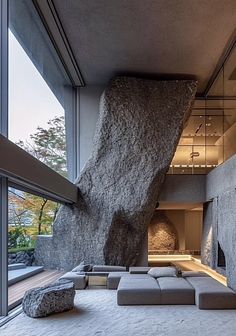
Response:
[8,269,64,310]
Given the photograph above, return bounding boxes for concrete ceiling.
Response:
[53,0,236,94]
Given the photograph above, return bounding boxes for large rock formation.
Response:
[148,211,178,251]
[36,77,197,270]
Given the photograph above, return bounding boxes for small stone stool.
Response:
[22,280,75,318]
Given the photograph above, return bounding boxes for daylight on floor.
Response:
[1,0,236,335]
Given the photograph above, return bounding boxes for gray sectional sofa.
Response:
[58,263,236,310]
[115,269,236,309]
[59,264,127,289]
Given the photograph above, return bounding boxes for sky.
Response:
[8,30,64,144]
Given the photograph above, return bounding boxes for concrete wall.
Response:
[206,154,236,201]
[79,85,105,172]
[185,210,202,250]
[166,211,185,250]
[159,175,206,203]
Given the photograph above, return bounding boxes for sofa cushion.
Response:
[129,266,151,274]
[129,267,151,274]
[59,272,88,290]
[108,273,150,290]
[92,265,126,272]
[148,266,177,278]
[117,276,161,305]
[186,276,236,309]
[107,272,129,289]
[157,277,195,305]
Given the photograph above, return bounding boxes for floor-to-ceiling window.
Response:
[0,0,8,319]
[0,0,78,318]
[8,0,76,180]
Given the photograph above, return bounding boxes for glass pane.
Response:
[207,68,224,97]
[206,145,223,167]
[172,145,193,166]
[8,0,74,179]
[223,45,236,97]
[8,186,59,310]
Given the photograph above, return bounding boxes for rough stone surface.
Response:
[201,202,214,268]
[22,280,75,318]
[36,76,197,270]
[217,191,236,289]
[8,250,35,266]
[202,155,236,291]
[148,211,178,250]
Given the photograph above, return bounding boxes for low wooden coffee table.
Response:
[85,272,109,287]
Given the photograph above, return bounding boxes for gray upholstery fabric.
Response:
[108,273,149,289]
[59,272,88,289]
[92,265,126,272]
[148,267,177,278]
[72,261,92,272]
[107,272,129,289]
[157,277,195,305]
[186,277,236,309]
[117,276,161,305]
[181,271,210,278]
[129,267,151,274]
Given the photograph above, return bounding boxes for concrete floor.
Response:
[1,289,236,336]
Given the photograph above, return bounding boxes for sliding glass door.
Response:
[0,178,8,317]
[0,0,78,317]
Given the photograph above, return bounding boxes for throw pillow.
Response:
[72,261,92,272]
[148,266,177,278]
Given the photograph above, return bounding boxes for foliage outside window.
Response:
[8,116,66,252]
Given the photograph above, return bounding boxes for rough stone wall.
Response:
[148,211,178,251]
[201,202,214,268]
[217,191,236,289]
[36,77,197,270]
[201,155,236,291]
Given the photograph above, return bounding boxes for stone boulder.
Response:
[36,76,197,269]
[148,211,178,251]
[22,280,75,318]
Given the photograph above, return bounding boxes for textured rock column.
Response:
[36,77,197,270]
[148,211,178,251]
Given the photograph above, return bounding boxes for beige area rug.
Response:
[1,289,236,336]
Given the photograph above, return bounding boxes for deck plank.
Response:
[8,270,65,309]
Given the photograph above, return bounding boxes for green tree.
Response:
[9,116,67,239]
[17,116,67,178]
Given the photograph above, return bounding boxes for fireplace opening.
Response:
[217,242,226,269]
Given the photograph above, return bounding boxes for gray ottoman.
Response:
[117,276,161,305]
[59,272,88,289]
[186,276,236,309]
[107,272,129,289]
[157,277,195,305]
